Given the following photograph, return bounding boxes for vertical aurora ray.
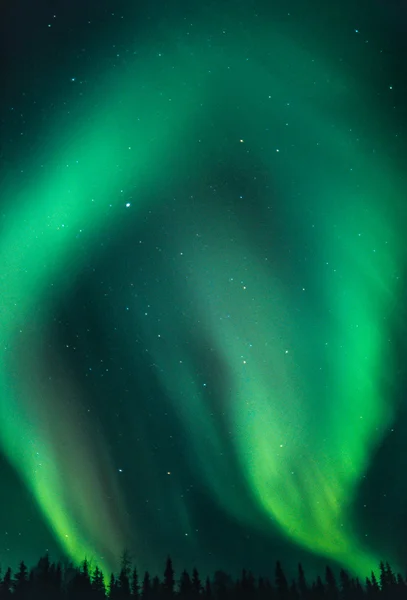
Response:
[0,12,404,577]
[0,48,205,572]
[125,29,404,575]
[141,187,402,576]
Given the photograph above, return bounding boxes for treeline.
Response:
[0,553,405,600]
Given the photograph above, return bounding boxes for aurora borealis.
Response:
[1,0,406,583]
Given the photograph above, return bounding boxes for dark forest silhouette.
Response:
[0,552,404,600]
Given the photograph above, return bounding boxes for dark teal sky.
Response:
[0,0,406,583]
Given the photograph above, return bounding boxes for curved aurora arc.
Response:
[0,19,404,577]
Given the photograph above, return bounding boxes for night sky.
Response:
[1,0,407,584]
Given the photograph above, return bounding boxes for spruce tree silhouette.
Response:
[298,564,308,600]
[109,573,119,600]
[325,567,339,600]
[313,575,325,600]
[257,576,266,600]
[179,570,193,598]
[92,566,107,600]
[164,558,175,599]
[1,549,407,600]
[290,579,300,600]
[35,553,53,600]
[192,568,202,598]
[152,575,161,598]
[131,567,140,600]
[380,563,390,593]
[0,567,12,599]
[339,569,352,600]
[385,565,396,590]
[142,571,152,600]
[118,558,131,600]
[247,571,256,599]
[354,578,364,600]
[258,574,274,600]
[13,561,28,600]
[53,561,63,598]
[213,570,233,600]
[204,576,212,599]
[394,573,405,600]
[118,551,132,598]
[68,559,93,600]
[275,562,289,600]
[237,568,256,600]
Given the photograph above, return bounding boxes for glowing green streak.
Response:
[140,181,401,576]
[0,15,403,576]
[0,51,204,572]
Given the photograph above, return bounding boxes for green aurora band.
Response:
[0,15,404,578]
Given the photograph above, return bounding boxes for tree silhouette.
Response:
[325,566,339,600]
[92,566,107,600]
[290,580,300,600]
[340,569,352,600]
[275,562,289,600]
[131,567,140,600]
[0,547,406,600]
[164,558,175,599]
[152,576,160,598]
[179,570,192,598]
[0,568,12,599]
[204,577,212,599]
[298,564,308,600]
[142,572,151,600]
[13,561,28,600]
[192,568,202,598]
[313,575,325,600]
[213,571,233,600]
[109,573,120,600]
[118,564,131,599]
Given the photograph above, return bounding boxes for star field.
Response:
[0,0,406,583]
